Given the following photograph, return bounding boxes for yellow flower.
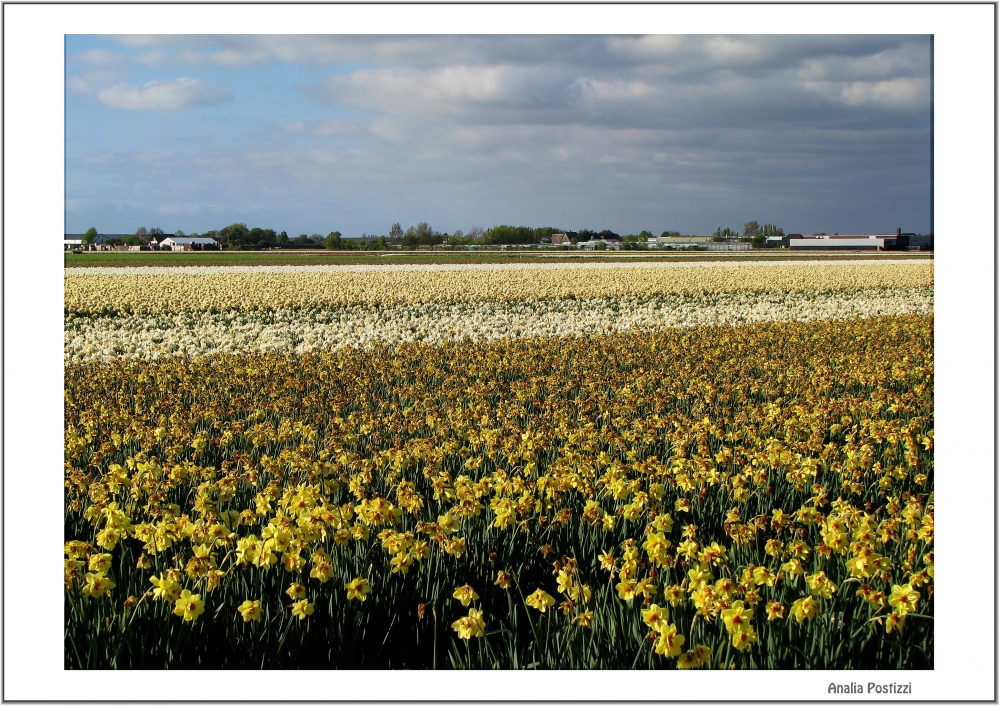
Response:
[290,598,314,620]
[731,625,757,650]
[82,572,115,598]
[237,599,261,622]
[653,623,685,658]
[790,595,819,623]
[641,603,669,632]
[525,588,556,612]
[678,645,711,669]
[886,612,906,634]
[887,584,919,616]
[286,582,306,600]
[615,578,638,601]
[721,600,753,635]
[766,601,786,621]
[663,584,685,607]
[451,608,487,639]
[345,577,370,601]
[453,584,480,607]
[149,573,181,601]
[310,561,334,583]
[686,564,712,592]
[494,571,513,590]
[88,553,112,574]
[173,590,205,622]
[556,570,575,595]
[805,571,837,599]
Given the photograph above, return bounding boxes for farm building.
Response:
[647,235,713,249]
[159,237,219,251]
[786,229,932,252]
[706,241,752,251]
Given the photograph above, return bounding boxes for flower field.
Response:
[64,260,933,669]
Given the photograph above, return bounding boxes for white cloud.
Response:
[839,77,927,108]
[66,69,123,94]
[606,35,686,60]
[72,48,122,66]
[97,78,231,111]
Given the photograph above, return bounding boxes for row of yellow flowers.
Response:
[64,261,933,315]
[65,312,932,668]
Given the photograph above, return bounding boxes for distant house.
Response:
[551,232,577,245]
[64,238,82,250]
[789,235,895,251]
[577,239,621,251]
[647,235,713,249]
[705,241,752,251]
[158,237,219,251]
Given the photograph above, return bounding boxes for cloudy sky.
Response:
[65,34,932,237]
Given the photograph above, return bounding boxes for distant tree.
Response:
[324,231,342,250]
[660,231,681,238]
[759,223,784,238]
[220,223,250,249]
[174,230,185,237]
[753,232,766,248]
[577,229,597,242]
[638,230,653,240]
[276,232,289,246]
[135,227,148,238]
[743,221,760,240]
[595,241,607,251]
[123,235,142,246]
[82,227,98,245]
[598,229,620,240]
[467,226,485,242]
[389,223,404,240]
[150,227,164,237]
[533,226,559,242]
[484,225,534,245]
[296,234,309,245]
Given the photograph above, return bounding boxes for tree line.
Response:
[79,220,787,250]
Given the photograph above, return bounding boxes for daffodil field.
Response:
[64,260,933,669]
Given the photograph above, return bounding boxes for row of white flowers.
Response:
[65,287,933,363]
[65,262,933,315]
[65,258,929,277]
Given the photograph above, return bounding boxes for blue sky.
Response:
[65,34,932,236]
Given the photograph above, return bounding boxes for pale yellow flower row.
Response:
[65,288,933,363]
[65,262,933,315]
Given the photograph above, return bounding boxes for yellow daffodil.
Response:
[453,584,480,607]
[173,590,205,622]
[525,589,556,612]
[887,584,919,616]
[790,596,819,623]
[451,608,486,639]
[237,599,261,622]
[345,577,370,601]
[290,599,314,620]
